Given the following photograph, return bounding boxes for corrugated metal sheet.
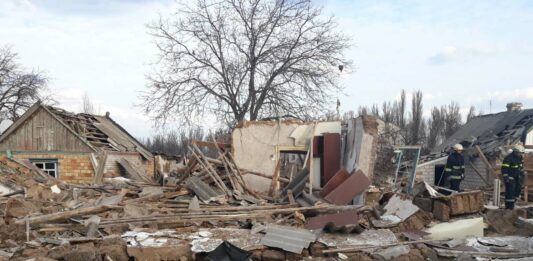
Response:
[260,224,317,254]
[186,176,225,203]
[323,169,370,205]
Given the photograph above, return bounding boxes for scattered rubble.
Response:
[1,116,533,260]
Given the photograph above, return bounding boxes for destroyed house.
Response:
[0,102,154,184]
[416,103,533,189]
[230,116,389,200]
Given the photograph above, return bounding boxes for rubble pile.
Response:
[2,147,533,261]
[1,112,533,260]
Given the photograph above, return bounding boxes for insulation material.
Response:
[426,217,484,240]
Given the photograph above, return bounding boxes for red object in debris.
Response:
[305,210,359,230]
[322,133,341,185]
[322,169,370,205]
[319,168,350,198]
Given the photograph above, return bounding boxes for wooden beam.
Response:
[475,145,496,179]
[192,140,231,149]
[269,159,281,197]
[15,205,111,225]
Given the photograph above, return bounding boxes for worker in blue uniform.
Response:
[444,144,465,191]
[502,144,525,210]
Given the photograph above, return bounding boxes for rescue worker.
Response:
[502,144,525,210]
[444,144,465,191]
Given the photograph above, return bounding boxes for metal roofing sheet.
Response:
[260,224,317,254]
[323,169,370,205]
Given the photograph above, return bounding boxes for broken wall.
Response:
[154,155,182,177]
[416,156,489,189]
[343,116,379,181]
[232,120,341,193]
[232,121,304,193]
[104,152,154,178]
[3,152,94,184]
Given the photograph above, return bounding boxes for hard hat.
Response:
[452,144,464,151]
[512,144,525,153]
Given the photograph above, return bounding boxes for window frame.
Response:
[30,159,59,178]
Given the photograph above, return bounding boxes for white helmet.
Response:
[453,144,464,151]
[513,144,525,153]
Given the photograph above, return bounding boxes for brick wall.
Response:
[462,157,491,189]
[104,152,154,178]
[416,156,490,189]
[11,152,94,184]
[416,157,447,185]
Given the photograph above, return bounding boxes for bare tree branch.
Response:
[0,46,48,125]
[142,0,351,127]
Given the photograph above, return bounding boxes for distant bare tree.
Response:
[409,90,423,144]
[143,0,351,127]
[427,107,444,149]
[443,102,462,139]
[82,93,95,114]
[395,89,406,129]
[0,46,47,125]
[381,101,393,124]
[466,105,477,122]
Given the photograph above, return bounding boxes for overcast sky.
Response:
[1,0,532,138]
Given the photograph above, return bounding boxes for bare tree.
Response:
[466,105,477,122]
[143,0,351,127]
[82,93,95,114]
[442,102,462,139]
[409,90,423,144]
[0,46,47,124]
[394,89,406,129]
[427,107,444,150]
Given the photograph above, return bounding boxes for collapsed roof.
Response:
[434,108,533,158]
[0,102,152,159]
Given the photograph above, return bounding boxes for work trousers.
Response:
[505,180,517,209]
[449,179,461,191]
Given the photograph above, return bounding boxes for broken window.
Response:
[31,159,58,178]
[279,151,306,181]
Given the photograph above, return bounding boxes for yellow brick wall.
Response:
[12,153,94,184]
[104,152,155,179]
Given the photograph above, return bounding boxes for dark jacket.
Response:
[502,152,524,182]
[444,152,465,179]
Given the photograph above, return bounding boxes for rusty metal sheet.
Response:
[319,168,350,198]
[322,133,341,185]
[305,210,359,230]
[323,169,370,205]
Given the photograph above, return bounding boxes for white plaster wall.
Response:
[232,122,302,192]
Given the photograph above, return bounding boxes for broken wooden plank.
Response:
[92,151,108,184]
[269,159,281,197]
[14,205,111,225]
[117,158,153,184]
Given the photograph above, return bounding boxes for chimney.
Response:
[105,111,110,118]
[506,102,522,112]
